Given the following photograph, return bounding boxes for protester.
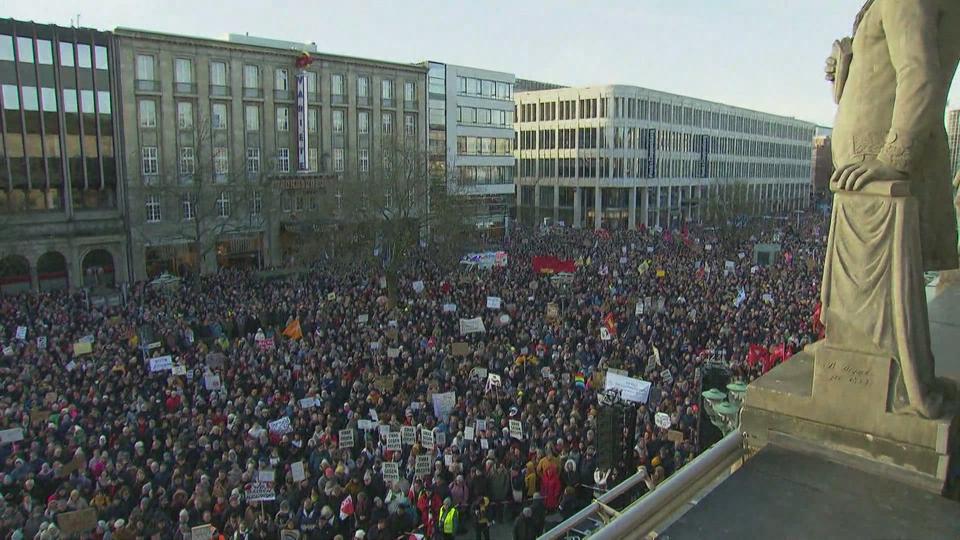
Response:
[0,214,826,539]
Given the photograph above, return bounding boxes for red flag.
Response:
[532,256,576,274]
[747,344,768,368]
[603,313,618,336]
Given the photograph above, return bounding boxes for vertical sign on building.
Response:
[699,134,710,178]
[643,129,657,178]
[296,71,309,171]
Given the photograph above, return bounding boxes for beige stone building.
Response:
[514,85,817,229]
[114,29,427,280]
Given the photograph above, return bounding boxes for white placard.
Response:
[369,409,379,422]
[421,428,435,450]
[604,372,652,403]
[378,424,391,438]
[655,412,672,429]
[291,461,306,482]
[0,428,24,445]
[268,417,293,435]
[442,303,457,313]
[15,326,26,340]
[358,314,369,324]
[257,469,275,482]
[464,426,475,441]
[401,426,416,446]
[299,397,319,409]
[486,296,502,310]
[357,419,374,431]
[444,454,454,466]
[204,374,222,391]
[432,392,456,421]
[339,429,355,448]
[387,347,400,358]
[414,455,431,477]
[149,355,173,372]
[459,317,486,335]
[244,481,275,502]
[661,368,674,385]
[435,430,446,448]
[172,365,187,376]
[412,280,425,293]
[386,432,402,451]
[508,420,523,440]
[382,462,400,483]
[476,419,486,433]
[480,438,489,449]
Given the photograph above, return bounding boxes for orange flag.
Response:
[282,319,303,340]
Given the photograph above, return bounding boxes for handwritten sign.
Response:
[149,355,173,372]
[291,461,306,482]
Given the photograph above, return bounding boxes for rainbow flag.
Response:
[575,372,585,389]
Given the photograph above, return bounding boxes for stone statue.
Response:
[822,0,960,418]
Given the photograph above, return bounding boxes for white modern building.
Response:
[514,85,817,229]
[426,61,515,228]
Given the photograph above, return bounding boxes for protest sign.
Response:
[452,342,471,356]
[667,429,685,443]
[357,419,374,431]
[2,345,13,356]
[15,326,26,340]
[204,374,222,391]
[412,280,425,293]
[378,425,391,438]
[476,419,486,433]
[481,439,489,449]
[244,481,275,502]
[459,317,486,335]
[370,341,381,351]
[655,412,672,429]
[206,352,225,369]
[444,454,454,467]
[0,428,24,445]
[339,429,355,448]
[509,420,523,440]
[486,296,502,309]
[468,366,488,384]
[191,525,214,540]
[546,302,559,320]
[373,375,395,392]
[268,417,293,435]
[387,347,400,358]
[291,461,306,482]
[60,454,85,476]
[382,462,400,483]
[256,337,274,351]
[65,360,76,372]
[57,508,97,535]
[442,303,457,313]
[660,368,674,385]
[73,341,92,356]
[435,430,446,448]
[432,391,456,420]
[257,469,275,482]
[386,432,402,451]
[36,336,46,350]
[149,355,173,372]
[604,372,652,403]
[357,314,369,324]
[464,426,475,441]
[30,409,51,424]
[369,409,379,421]
[171,364,187,376]
[401,426,416,446]
[299,397,319,409]
[415,455,431,477]
[600,327,612,341]
[421,428,435,450]
[485,373,502,391]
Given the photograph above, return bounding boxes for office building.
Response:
[514,85,817,229]
[811,126,833,194]
[115,29,427,279]
[426,61,514,228]
[0,18,128,293]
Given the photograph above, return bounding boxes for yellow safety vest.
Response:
[441,507,457,534]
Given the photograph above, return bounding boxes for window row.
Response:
[516,156,812,181]
[140,145,318,179]
[0,35,108,69]
[456,106,512,127]
[456,76,512,100]
[456,136,512,156]
[144,190,260,223]
[457,165,513,185]
[2,85,111,114]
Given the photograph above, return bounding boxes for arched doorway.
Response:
[0,255,31,295]
[36,251,68,291]
[82,249,115,289]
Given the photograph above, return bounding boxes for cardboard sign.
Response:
[421,428,435,450]
[0,428,24,445]
[415,454,432,477]
[73,341,92,356]
[546,303,559,320]
[57,508,98,535]
[268,417,293,435]
[291,461,306,482]
[386,432,402,451]
[508,420,523,440]
[382,462,400,483]
[655,412,672,429]
[339,429,355,448]
[401,426,416,446]
[30,409,52,424]
[244,481,275,502]
[149,355,174,372]
[667,429,685,443]
[373,375,395,392]
[486,296,502,310]
[442,303,458,313]
[452,342,471,356]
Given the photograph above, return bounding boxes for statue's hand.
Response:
[824,56,837,82]
[831,157,907,192]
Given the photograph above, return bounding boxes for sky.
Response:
[7,0,960,127]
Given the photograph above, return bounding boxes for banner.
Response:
[459,318,486,335]
[532,256,576,274]
[244,481,275,502]
[604,372,652,403]
[149,355,173,372]
[432,391,456,420]
[460,251,508,269]
[486,296,502,309]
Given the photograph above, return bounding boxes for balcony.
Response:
[243,87,263,99]
[331,94,347,106]
[135,79,160,93]
[209,84,230,98]
[357,96,371,107]
[381,98,395,108]
[174,82,197,95]
[404,99,418,110]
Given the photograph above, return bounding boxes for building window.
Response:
[404,81,415,102]
[358,111,369,135]
[245,105,259,131]
[212,103,227,129]
[359,148,369,172]
[496,82,511,100]
[277,148,290,173]
[381,79,393,100]
[216,192,230,218]
[275,68,288,91]
[457,76,466,94]
[58,42,74,66]
[309,148,318,171]
[0,35,13,61]
[277,107,289,131]
[481,80,495,97]
[136,54,155,80]
[405,114,416,136]
[466,78,480,95]
[177,102,193,129]
[138,100,157,128]
[214,147,229,178]
[358,76,369,98]
[210,61,227,86]
[175,58,193,83]
[247,147,261,174]
[145,194,162,223]
[243,65,259,88]
[333,110,344,134]
[333,148,344,172]
[332,74,344,96]
[36,40,53,65]
[182,193,196,220]
[95,45,108,70]
[382,112,394,134]
[308,108,318,132]
[251,191,262,216]
[306,71,317,94]
[141,147,159,175]
[179,147,195,175]
[77,44,91,68]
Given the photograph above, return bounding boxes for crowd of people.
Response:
[0,213,828,540]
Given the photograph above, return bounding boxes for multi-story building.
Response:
[948,108,959,178]
[811,126,833,194]
[514,85,817,229]
[0,19,128,294]
[426,61,514,228]
[115,29,427,279]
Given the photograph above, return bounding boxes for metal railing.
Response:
[540,430,745,540]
